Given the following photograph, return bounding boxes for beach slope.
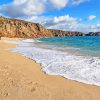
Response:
[0,38,100,100]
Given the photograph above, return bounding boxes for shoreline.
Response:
[2,37,100,86]
[13,38,100,87]
[0,37,100,100]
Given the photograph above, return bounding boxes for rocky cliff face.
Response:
[0,16,85,38]
[48,29,85,37]
[86,32,100,36]
[0,16,53,38]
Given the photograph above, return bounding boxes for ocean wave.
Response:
[22,39,35,42]
[12,39,100,86]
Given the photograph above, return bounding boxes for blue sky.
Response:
[0,0,100,32]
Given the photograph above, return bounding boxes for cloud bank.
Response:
[24,14,99,33]
[0,0,89,17]
[0,0,99,32]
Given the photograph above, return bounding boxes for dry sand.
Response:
[0,37,100,100]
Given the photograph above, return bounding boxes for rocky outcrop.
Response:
[86,32,100,36]
[86,32,94,36]
[48,29,85,37]
[0,16,85,38]
[0,16,53,38]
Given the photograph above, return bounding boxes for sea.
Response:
[12,36,100,86]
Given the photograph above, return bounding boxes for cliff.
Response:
[0,16,85,38]
[48,29,84,36]
[0,16,53,38]
[86,32,100,36]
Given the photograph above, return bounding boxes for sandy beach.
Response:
[0,38,100,100]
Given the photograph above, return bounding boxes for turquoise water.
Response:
[38,36,100,57]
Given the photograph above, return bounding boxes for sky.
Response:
[0,0,100,33]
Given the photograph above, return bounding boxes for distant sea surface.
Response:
[13,36,100,86]
[38,36,100,57]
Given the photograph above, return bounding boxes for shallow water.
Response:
[38,36,100,57]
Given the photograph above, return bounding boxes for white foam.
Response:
[12,39,100,86]
[22,39,35,42]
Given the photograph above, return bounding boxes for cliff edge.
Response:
[0,16,85,38]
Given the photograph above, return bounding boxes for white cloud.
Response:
[23,16,50,25]
[0,0,99,33]
[50,0,68,9]
[53,15,77,23]
[88,15,96,20]
[0,0,45,17]
[0,0,90,18]
[21,15,100,33]
[0,0,69,17]
[72,0,89,5]
[22,15,79,31]
[42,15,78,29]
[97,24,100,27]
[48,15,78,30]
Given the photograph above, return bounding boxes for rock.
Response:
[0,16,85,38]
[0,16,52,38]
[86,32,100,36]
[48,29,85,37]
[92,32,100,36]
